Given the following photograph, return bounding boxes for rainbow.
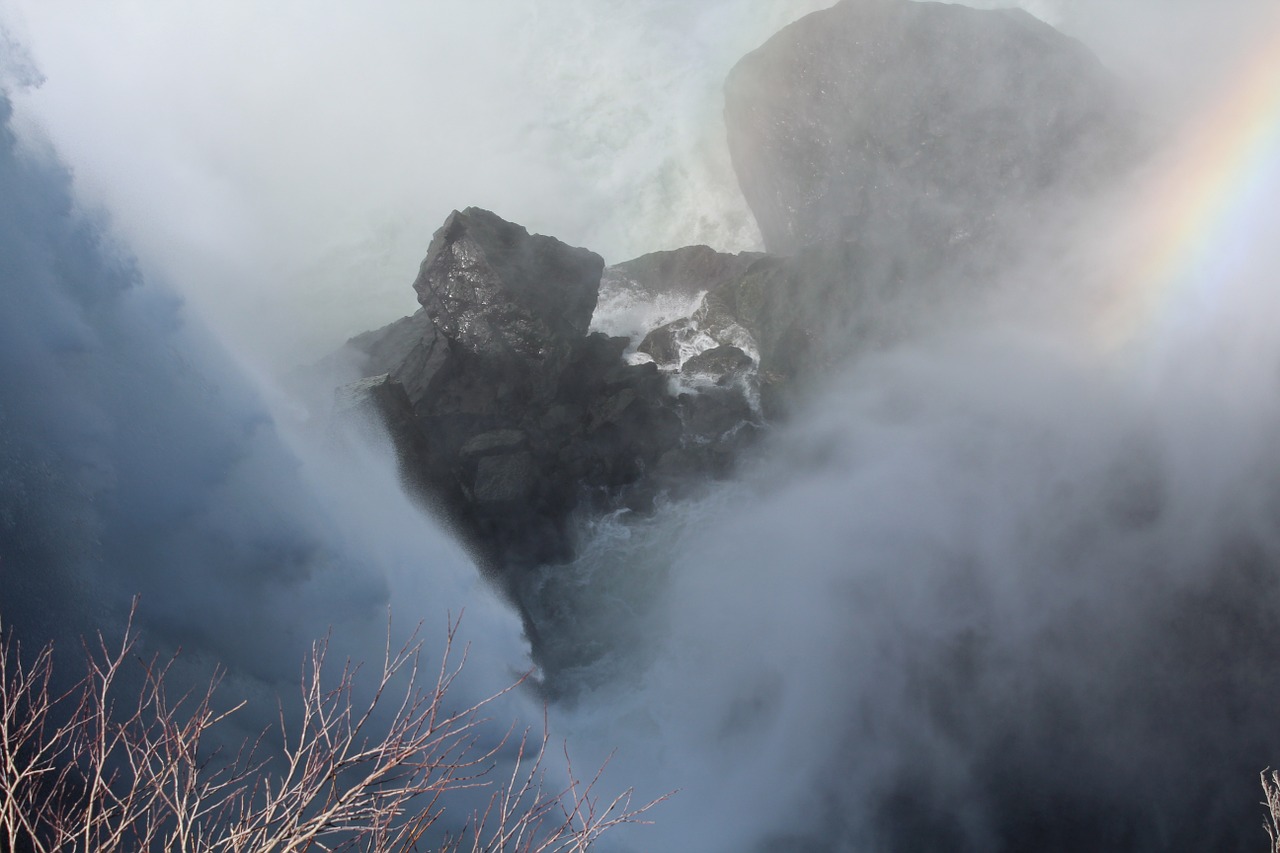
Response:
[1101,11,1280,348]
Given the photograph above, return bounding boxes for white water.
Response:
[0,82,534,841]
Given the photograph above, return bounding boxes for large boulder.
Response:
[328,209,713,572]
[725,0,1136,256]
[413,207,603,368]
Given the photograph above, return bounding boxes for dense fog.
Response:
[4,1,1280,850]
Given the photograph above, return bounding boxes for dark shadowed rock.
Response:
[344,310,448,408]
[330,374,435,496]
[725,0,1136,255]
[681,387,756,441]
[471,452,538,504]
[460,429,527,458]
[329,209,727,574]
[636,319,689,366]
[333,373,405,418]
[413,207,603,367]
[606,245,765,296]
[681,345,754,384]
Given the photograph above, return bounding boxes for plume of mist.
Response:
[547,3,1280,850]
[6,0,1280,849]
[0,82,524,729]
[0,0,834,370]
[561,191,1280,852]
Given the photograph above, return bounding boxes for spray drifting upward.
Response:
[6,0,1280,851]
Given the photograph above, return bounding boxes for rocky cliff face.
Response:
[724,0,1137,257]
[338,209,749,574]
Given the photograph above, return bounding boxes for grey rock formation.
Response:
[681,345,754,385]
[725,0,1136,256]
[413,208,602,368]
[333,209,714,572]
[471,452,537,504]
[605,245,765,296]
[623,237,966,417]
[345,310,447,408]
[460,429,527,458]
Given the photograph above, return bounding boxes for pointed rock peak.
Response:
[413,207,604,362]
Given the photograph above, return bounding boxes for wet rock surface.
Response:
[725,0,1138,256]
[413,208,601,367]
[336,209,740,575]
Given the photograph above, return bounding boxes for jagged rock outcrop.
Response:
[413,208,601,370]
[681,345,754,384]
[338,209,697,572]
[725,0,1137,256]
[343,310,446,406]
[604,244,765,297]
[620,236,976,417]
[636,293,756,370]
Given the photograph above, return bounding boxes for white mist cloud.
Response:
[0,0,836,369]
[6,0,1280,848]
[541,3,1280,849]
[0,79,523,711]
[563,207,1280,848]
[5,0,1270,369]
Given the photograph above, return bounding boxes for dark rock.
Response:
[471,452,537,504]
[346,310,433,377]
[319,1,1145,588]
[576,386,684,488]
[332,374,425,454]
[555,333,635,403]
[413,207,603,368]
[681,387,756,441]
[333,373,409,420]
[637,319,690,366]
[637,294,758,370]
[725,0,1137,256]
[681,345,754,385]
[330,373,436,499]
[345,310,449,408]
[460,429,527,458]
[606,245,765,296]
[326,209,707,575]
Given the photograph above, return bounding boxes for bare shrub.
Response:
[0,600,664,852]
[1263,769,1280,853]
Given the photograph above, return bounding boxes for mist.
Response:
[0,70,524,744]
[559,249,1280,848]
[0,0,840,369]
[4,0,1280,850]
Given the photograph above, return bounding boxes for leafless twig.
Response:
[0,600,667,852]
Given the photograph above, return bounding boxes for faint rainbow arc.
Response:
[1101,20,1280,347]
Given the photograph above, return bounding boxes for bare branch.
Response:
[0,602,667,852]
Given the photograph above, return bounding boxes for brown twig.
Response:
[0,600,669,852]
